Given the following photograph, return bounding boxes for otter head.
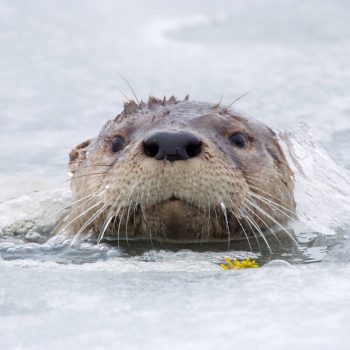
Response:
[66,96,295,247]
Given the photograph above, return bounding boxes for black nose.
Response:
[143,131,202,161]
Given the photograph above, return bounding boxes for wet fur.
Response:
[62,96,295,248]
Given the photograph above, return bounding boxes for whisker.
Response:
[117,207,126,245]
[69,173,107,181]
[205,195,212,242]
[245,198,300,249]
[229,209,253,252]
[242,208,272,252]
[38,190,99,225]
[98,211,115,243]
[248,188,296,216]
[250,192,295,220]
[111,202,126,246]
[238,209,261,250]
[115,87,132,103]
[50,193,100,237]
[225,196,262,250]
[118,73,140,104]
[248,183,287,203]
[132,193,140,233]
[124,185,138,242]
[71,205,108,246]
[220,202,231,250]
[98,191,125,243]
[244,205,281,246]
[223,91,250,113]
[212,204,220,236]
[68,160,113,167]
[52,173,108,188]
[54,201,104,237]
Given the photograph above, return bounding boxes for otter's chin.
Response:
[144,199,207,241]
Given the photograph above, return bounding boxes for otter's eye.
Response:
[111,136,125,152]
[229,133,246,148]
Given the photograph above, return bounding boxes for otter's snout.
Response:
[143,131,202,161]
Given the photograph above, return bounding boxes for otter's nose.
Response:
[143,131,202,161]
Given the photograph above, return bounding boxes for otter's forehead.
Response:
[98,99,213,137]
[96,96,268,141]
[121,98,215,120]
[142,99,214,118]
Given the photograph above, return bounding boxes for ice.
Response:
[0,261,350,350]
[1,0,350,349]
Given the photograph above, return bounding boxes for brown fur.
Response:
[65,96,295,244]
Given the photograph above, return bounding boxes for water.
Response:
[1,0,350,349]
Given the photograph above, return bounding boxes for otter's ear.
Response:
[68,139,91,175]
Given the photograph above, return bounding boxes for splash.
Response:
[279,123,350,235]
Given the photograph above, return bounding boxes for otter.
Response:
[62,96,296,250]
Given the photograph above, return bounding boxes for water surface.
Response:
[1,1,350,349]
